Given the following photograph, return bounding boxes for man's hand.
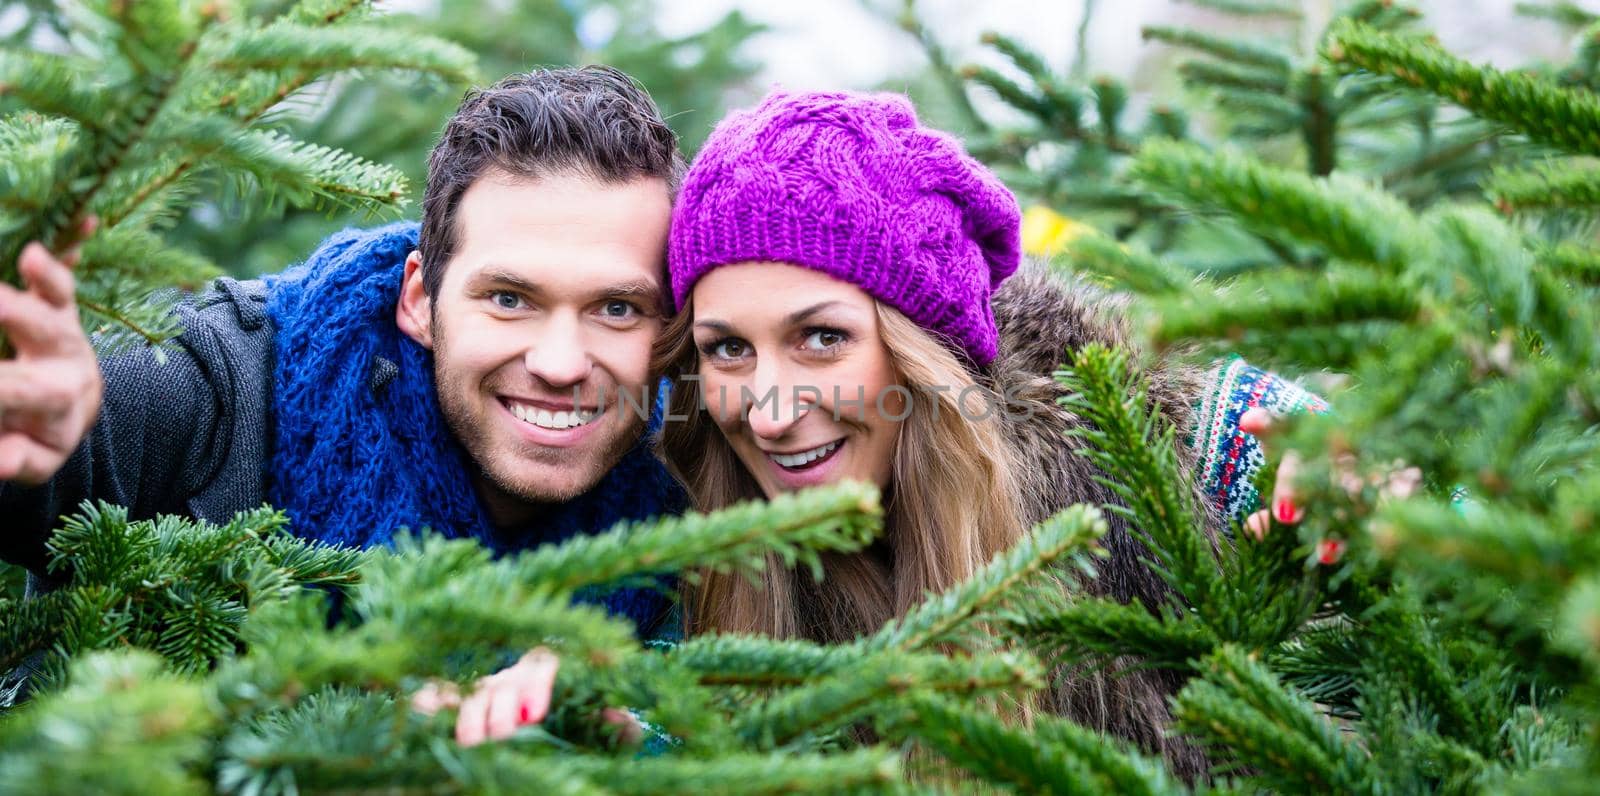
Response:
[0,218,101,485]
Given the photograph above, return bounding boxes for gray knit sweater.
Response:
[0,278,275,578]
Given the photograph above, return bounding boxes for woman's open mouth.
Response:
[768,439,844,471]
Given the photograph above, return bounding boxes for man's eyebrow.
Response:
[598,279,663,303]
[470,267,546,296]
[468,271,661,305]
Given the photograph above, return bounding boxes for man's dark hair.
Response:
[418,65,685,296]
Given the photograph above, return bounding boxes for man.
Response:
[0,66,687,641]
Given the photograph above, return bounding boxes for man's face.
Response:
[398,169,672,525]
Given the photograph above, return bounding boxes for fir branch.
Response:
[1297,66,1339,176]
[1325,20,1600,156]
[343,536,643,671]
[1174,645,1368,791]
[1537,241,1600,285]
[0,51,110,130]
[1130,139,1431,272]
[1149,273,1421,346]
[1056,227,1192,295]
[514,481,882,594]
[1179,59,1292,94]
[1367,598,1502,751]
[279,0,375,27]
[216,687,452,794]
[106,2,400,228]
[960,64,1053,119]
[886,693,1185,796]
[1055,344,1221,609]
[980,31,1053,83]
[0,114,78,283]
[0,590,74,675]
[1142,25,1293,72]
[41,7,212,254]
[212,24,476,82]
[79,225,220,290]
[16,503,363,677]
[1515,1,1599,29]
[1010,597,1218,671]
[1093,77,1130,146]
[77,290,186,355]
[669,634,863,687]
[1486,160,1600,211]
[0,651,216,795]
[1372,498,1577,607]
[734,651,1044,749]
[887,3,989,134]
[206,127,408,207]
[1178,0,1302,17]
[518,748,903,795]
[1379,127,1498,187]
[863,505,1107,653]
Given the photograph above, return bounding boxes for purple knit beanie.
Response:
[668,89,1021,366]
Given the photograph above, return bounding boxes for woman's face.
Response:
[690,262,904,496]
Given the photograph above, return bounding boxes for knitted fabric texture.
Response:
[1192,357,1330,521]
[262,222,685,635]
[668,89,1022,366]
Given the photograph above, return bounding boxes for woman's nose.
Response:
[743,362,811,440]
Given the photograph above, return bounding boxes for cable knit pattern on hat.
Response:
[668,90,1022,366]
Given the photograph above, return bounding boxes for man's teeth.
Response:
[509,403,601,430]
[771,441,841,469]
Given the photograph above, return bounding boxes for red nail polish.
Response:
[518,702,532,723]
[1274,498,1298,524]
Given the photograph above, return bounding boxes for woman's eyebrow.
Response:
[784,300,846,326]
[693,318,736,335]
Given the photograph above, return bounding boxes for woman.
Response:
[652,88,1329,776]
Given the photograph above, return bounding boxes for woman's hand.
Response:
[412,647,560,746]
[411,647,642,747]
[1237,406,1422,564]
[1240,407,1302,541]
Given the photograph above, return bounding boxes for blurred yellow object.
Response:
[1021,205,1095,257]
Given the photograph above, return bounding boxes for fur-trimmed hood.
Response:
[989,258,1216,779]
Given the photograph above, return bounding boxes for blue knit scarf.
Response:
[261,222,684,636]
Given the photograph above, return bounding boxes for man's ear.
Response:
[396,250,434,350]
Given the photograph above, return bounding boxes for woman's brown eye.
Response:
[804,330,845,350]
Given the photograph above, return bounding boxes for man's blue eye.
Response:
[603,300,635,318]
[493,292,521,309]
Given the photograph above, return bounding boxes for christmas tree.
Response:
[2,0,1599,792]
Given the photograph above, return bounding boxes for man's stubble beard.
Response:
[429,321,648,507]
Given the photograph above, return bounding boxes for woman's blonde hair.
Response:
[654,298,1027,643]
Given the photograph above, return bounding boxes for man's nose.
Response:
[524,313,592,388]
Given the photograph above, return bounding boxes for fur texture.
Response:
[989,259,1218,780]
